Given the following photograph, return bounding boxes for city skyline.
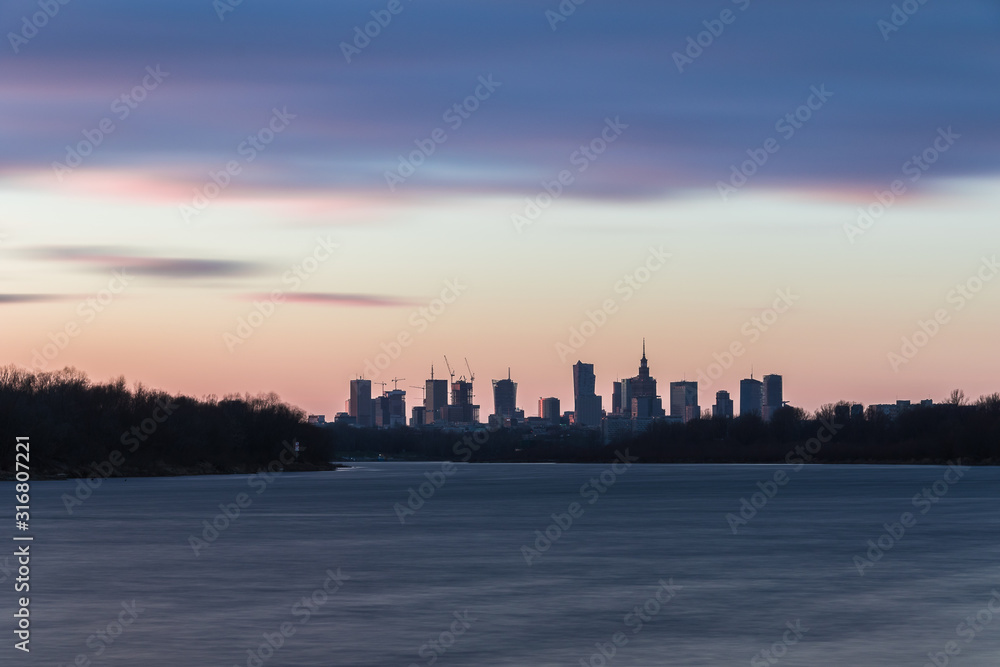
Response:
[4,3,998,666]
[2,1,998,419]
[337,341,965,425]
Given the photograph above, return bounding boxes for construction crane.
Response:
[443,356,456,383]
[372,381,387,395]
[464,358,476,403]
[410,385,426,400]
[390,377,405,390]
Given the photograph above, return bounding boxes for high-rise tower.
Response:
[740,376,763,417]
[349,378,373,427]
[622,340,661,418]
[424,365,449,425]
[669,381,699,422]
[762,374,783,422]
[573,361,602,427]
[492,368,518,424]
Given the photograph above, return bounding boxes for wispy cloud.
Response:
[21,246,266,279]
[244,292,418,308]
[1,0,996,199]
[0,294,72,305]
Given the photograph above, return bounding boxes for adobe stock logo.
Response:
[7,0,73,54]
[717,85,833,201]
[512,117,628,233]
[545,0,587,31]
[555,246,669,362]
[30,270,133,370]
[877,0,932,41]
[180,107,296,223]
[384,76,502,191]
[339,0,414,62]
[52,66,169,180]
[887,255,998,372]
[671,0,752,73]
[845,127,959,244]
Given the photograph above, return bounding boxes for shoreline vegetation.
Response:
[1,367,999,480]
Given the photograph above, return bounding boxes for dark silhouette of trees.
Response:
[603,399,999,465]
[0,366,337,477]
[1,365,997,474]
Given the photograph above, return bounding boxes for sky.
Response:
[1,0,999,416]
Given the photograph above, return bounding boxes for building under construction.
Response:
[351,357,497,428]
[446,379,479,424]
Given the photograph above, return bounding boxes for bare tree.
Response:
[976,393,1000,412]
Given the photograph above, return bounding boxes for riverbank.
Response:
[0,460,345,481]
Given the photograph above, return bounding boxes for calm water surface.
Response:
[4,462,999,666]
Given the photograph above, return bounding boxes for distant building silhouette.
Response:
[410,405,426,427]
[375,388,406,428]
[601,341,667,441]
[333,412,355,425]
[573,361,603,427]
[447,379,479,424]
[424,366,449,425]
[871,399,932,420]
[492,369,517,425]
[349,379,373,427]
[762,374,783,422]
[669,381,699,423]
[712,390,734,419]
[539,397,560,425]
[740,377,762,417]
[620,340,664,420]
[628,340,657,401]
[602,415,633,443]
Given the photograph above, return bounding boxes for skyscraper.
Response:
[740,377,762,417]
[669,381,699,422]
[492,369,518,424]
[349,378,373,427]
[621,378,632,418]
[621,340,663,419]
[713,390,734,419]
[762,374,783,422]
[574,360,595,395]
[539,397,560,424]
[424,366,449,425]
[628,339,657,400]
[573,361,603,427]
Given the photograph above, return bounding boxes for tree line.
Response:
[0,366,337,478]
[1,366,997,477]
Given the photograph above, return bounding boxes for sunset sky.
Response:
[2,0,998,416]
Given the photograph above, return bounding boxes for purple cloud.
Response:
[244,292,418,308]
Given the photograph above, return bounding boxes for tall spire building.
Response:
[621,339,661,418]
